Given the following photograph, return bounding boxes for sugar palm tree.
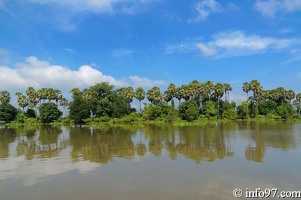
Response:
[205,80,214,101]
[134,87,145,112]
[0,90,11,103]
[18,95,28,111]
[242,82,251,101]
[223,83,232,102]
[147,86,162,105]
[214,83,224,117]
[286,89,295,103]
[174,87,183,105]
[59,97,69,117]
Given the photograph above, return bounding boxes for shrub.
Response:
[178,100,199,121]
[39,103,62,123]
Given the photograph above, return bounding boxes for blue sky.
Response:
[1,0,301,103]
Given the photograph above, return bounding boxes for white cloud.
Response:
[165,42,199,54]
[0,56,166,93]
[188,0,230,22]
[196,43,216,56]
[27,0,157,14]
[112,48,135,57]
[64,48,74,53]
[0,48,10,64]
[255,0,301,17]
[129,76,166,88]
[28,0,116,13]
[196,30,300,58]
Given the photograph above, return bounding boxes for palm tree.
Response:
[286,90,295,103]
[0,90,11,103]
[163,83,177,104]
[295,93,301,114]
[250,80,262,103]
[242,82,251,101]
[214,83,224,117]
[275,87,286,105]
[134,87,145,112]
[223,83,232,102]
[15,92,23,110]
[163,91,173,103]
[167,83,176,98]
[18,95,28,111]
[204,80,214,101]
[147,86,162,105]
[37,88,48,104]
[118,86,134,108]
[174,87,183,105]
[54,89,62,105]
[59,97,69,117]
[70,88,81,97]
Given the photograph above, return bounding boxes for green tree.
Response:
[223,83,232,102]
[237,101,250,119]
[0,103,17,122]
[258,100,277,115]
[69,93,91,123]
[59,97,69,117]
[203,101,217,118]
[178,100,199,121]
[147,86,162,105]
[17,94,28,111]
[205,80,214,101]
[0,91,11,104]
[214,82,224,118]
[134,87,145,112]
[242,82,251,101]
[276,103,295,119]
[285,90,295,103]
[39,103,62,123]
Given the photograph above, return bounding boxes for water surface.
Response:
[1,122,301,200]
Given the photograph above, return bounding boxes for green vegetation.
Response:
[1,79,301,125]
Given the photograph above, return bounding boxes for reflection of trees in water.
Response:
[15,126,68,159]
[142,124,235,163]
[0,127,16,159]
[174,124,234,163]
[1,122,298,164]
[69,126,136,164]
[242,122,297,162]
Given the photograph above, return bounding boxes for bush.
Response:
[39,102,62,123]
[276,103,295,119]
[178,100,199,121]
[26,108,36,118]
[143,104,162,120]
[258,100,277,115]
[0,103,17,123]
[16,112,27,123]
[203,101,217,119]
[237,101,250,119]
[222,108,238,120]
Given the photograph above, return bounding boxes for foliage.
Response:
[276,103,295,119]
[26,108,36,118]
[0,103,17,122]
[15,112,27,123]
[203,101,217,118]
[237,101,250,119]
[69,94,90,123]
[222,109,238,120]
[143,104,162,120]
[39,103,62,123]
[258,100,277,115]
[178,100,199,121]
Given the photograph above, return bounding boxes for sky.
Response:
[1,0,301,104]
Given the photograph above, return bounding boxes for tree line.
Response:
[0,80,300,123]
